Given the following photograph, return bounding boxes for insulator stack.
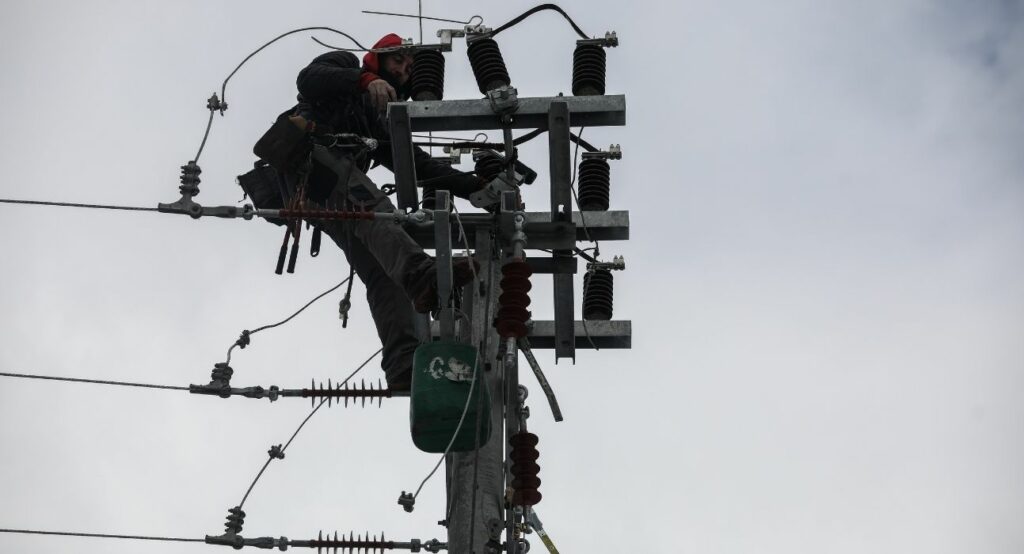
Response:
[410,49,445,101]
[577,159,611,211]
[224,506,245,535]
[276,208,376,221]
[467,38,511,94]
[474,151,504,182]
[310,530,393,554]
[583,269,614,320]
[509,432,542,506]
[304,379,392,408]
[496,259,533,339]
[572,44,607,96]
[179,161,202,195]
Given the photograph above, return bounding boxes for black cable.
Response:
[490,4,589,40]
[237,347,382,509]
[0,372,188,391]
[0,528,203,543]
[569,131,598,153]
[0,198,158,212]
[225,276,352,365]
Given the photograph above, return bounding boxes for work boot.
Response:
[413,258,480,314]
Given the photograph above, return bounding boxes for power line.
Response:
[0,527,203,543]
[0,198,157,212]
[0,372,188,391]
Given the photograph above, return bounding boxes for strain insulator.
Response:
[180,161,202,196]
[474,150,504,182]
[224,506,245,535]
[583,269,614,320]
[467,38,511,94]
[577,158,611,211]
[411,49,445,101]
[572,44,607,96]
[509,432,542,506]
[310,530,393,553]
[304,378,392,408]
[496,259,533,339]
[275,208,376,221]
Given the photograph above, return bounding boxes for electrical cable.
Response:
[0,372,188,391]
[361,10,480,26]
[225,275,352,366]
[237,347,382,509]
[0,528,203,543]
[0,198,158,212]
[489,4,589,40]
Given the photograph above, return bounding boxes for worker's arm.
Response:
[296,51,367,100]
[376,144,483,201]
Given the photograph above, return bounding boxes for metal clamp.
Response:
[576,31,618,48]
[581,144,622,160]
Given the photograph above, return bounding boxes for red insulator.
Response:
[509,432,542,506]
[496,259,533,339]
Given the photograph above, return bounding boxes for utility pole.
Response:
[390,88,630,553]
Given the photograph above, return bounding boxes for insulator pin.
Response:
[577,159,611,211]
[411,49,446,101]
[467,38,511,94]
[572,44,607,96]
[583,269,614,320]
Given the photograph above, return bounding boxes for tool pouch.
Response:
[237,161,287,226]
[253,112,312,173]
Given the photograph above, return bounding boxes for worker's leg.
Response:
[325,223,419,388]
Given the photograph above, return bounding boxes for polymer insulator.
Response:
[275,208,376,221]
[467,38,511,94]
[583,269,614,321]
[572,44,607,96]
[310,530,393,554]
[474,151,504,182]
[304,378,392,408]
[410,49,445,101]
[179,161,202,195]
[577,158,611,211]
[224,506,245,535]
[496,259,533,339]
[509,432,542,506]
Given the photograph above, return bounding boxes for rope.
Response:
[0,372,188,391]
[0,528,203,543]
[0,198,158,212]
[237,347,382,508]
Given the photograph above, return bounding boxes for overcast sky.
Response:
[1,1,1022,553]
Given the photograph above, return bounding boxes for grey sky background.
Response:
[1,0,1022,552]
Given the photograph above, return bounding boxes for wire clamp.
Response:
[398,491,416,512]
[267,444,285,460]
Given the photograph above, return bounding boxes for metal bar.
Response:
[404,95,627,131]
[434,191,454,340]
[406,210,629,248]
[522,256,577,274]
[387,103,420,210]
[549,101,575,363]
[429,320,632,350]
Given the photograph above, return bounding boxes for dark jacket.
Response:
[291,50,480,201]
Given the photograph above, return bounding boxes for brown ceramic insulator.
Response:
[277,208,376,221]
[496,260,533,339]
[509,431,542,506]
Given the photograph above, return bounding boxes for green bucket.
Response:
[410,341,492,453]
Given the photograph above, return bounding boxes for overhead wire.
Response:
[0,528,203,543]
[0,372,187,391]
[225,275,352,366]
[0,198,158,212]
[237,347,382,509]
